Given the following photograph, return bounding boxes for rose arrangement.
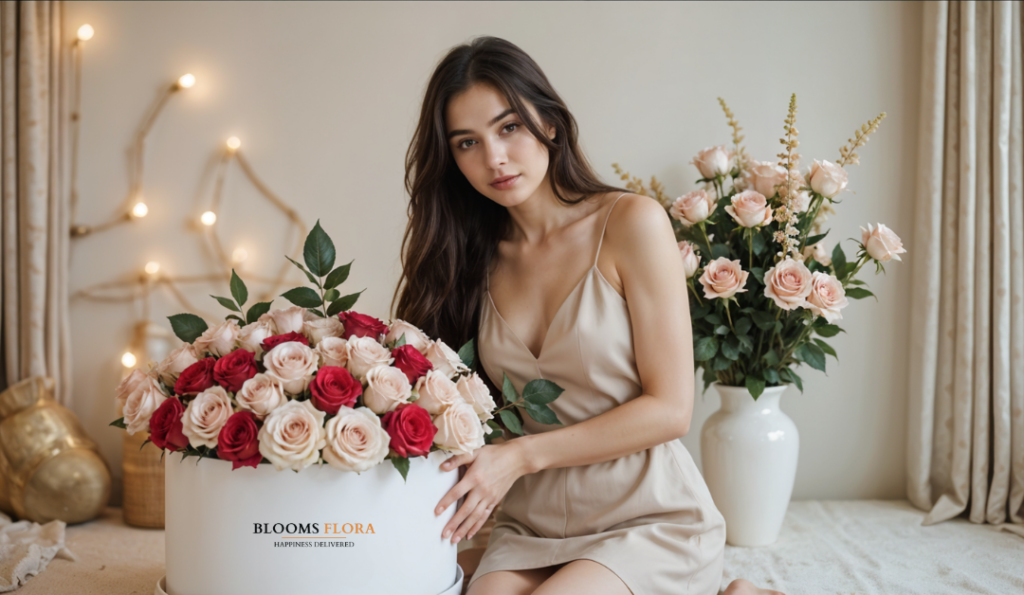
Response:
[111,221,563,479]
[613,95,904,399]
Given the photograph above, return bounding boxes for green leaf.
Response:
[139,437,153,451]
[230,269,248,307]
[390,456,410,483]
[168,313,208,343]
[524,401,561,425]
[737,334,754,352]
[303,220,336,277]
[720,339,740,360]
[805,231,829,247]
[752,311,776,330]
[764,368,780,384]
[752,230,767,256]
[457,339,475,369]
[831,243,848,280]
[745,375,766,399]
[711,243,731,260]
[246,301,273,325]
[734,317,753,336]
[499,409,523,435]
[326,290,364,316]
[394,333,407,348]
[705,313,723,326]
[210,295,241,313]
[280,287,323,308]
[501,373,519,404]
[307,308,325,318]
[813,338,838,360]
[712,354,732,371]
[694,336,718,361]
[323,288,341,302]
[783,368,804,393]
[762,350,780,366]
[847,278,866,286]
[522,379,563,405]
[845,287,876,301]
[286,255,320,286]
[109,417,127,429]
[714,325,730,336]
[324,261,353,290]
[750,267,765,285]
[814,323,844,338]
[226,314,245,325]
[690,303,712,318]
[798,343,827,372]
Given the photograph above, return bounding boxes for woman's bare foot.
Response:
[723,578,786,595]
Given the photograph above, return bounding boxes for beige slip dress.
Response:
[468,192,728,595]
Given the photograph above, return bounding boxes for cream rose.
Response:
[122,375,169,435]
[384,320,431,353]
[345,336,393,381]
[302,316,344,346]
[860,222,906,262]
[237,319,275,357]
[181,386,233,448]
[414,370,462,415]
[678,241,700,279]
[802,242,832,267]
[362,365,412,414]
[669,189,717,227]
[116,369,150,407]
[263,341,319,395]
[744,160,788,198]
[433,401,485,456]
[698,257,749,300]
[235,373,287,419]
[724,190,773,228]
[691,145,732,179]
[315,336,349,368]
[807,272,850,323]
[456,373,497,423]
[808,159,848,198]
[261,305,307,335]
[155,344,199,386]
[192,319,240,357]
[424,339,469,378]
[322,407,391,473]
[764,258,814,311]
[257,400,327,472]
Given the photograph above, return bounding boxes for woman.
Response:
[392,36,783,595]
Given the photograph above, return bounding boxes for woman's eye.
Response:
[503,122,520,133]
[456,123,520,150]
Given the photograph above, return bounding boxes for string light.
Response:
[121,352,137,368]
[177,73,196,89]
[231,247,248,264]
[226,137,241,151]
[200,211,217,226]
[144,261,160,275]
[77,24,94,42]
[131,201,149,218]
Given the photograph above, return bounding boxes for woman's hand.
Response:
[435,440,530,545]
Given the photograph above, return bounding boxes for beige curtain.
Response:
[908,0,1024,534]
[0,1,71,405]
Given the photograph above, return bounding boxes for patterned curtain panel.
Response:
[0,1,71,405]
[908,0,1024,534]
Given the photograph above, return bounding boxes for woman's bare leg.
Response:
[466,565,563,595]
[723,578,786,595]
[531,560,632,595]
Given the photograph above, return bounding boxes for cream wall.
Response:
[65,1,922,501]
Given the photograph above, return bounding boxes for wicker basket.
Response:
[122,430,165,528]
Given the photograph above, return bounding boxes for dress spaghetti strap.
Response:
[594,192,628,267]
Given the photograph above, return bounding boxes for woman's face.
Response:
[445,83,556,208]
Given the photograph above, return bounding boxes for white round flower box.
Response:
[159,449,463,595]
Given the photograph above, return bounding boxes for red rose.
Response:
[217,411,262,470]
[391,345,433,384]
[261,331,309,352]
[381,403,436,458]
[310,366,362,415]
[213,349,258,393]
[174,357,216,397]
[337,311,388,340]
[149,397,189,451]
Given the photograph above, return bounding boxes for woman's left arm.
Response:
[436,195,696,543]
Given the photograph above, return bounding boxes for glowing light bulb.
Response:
[201,211,217,226]
[231,247,248,264]
[77,24,94,41]
[144,261,160,275]
[131,201,149,218]
[121,351,137,368]
[177,73,196,89]
[226,137,241,151]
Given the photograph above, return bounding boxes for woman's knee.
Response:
[467,566,562,595]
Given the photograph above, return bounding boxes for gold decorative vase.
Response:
[0,376,111,524]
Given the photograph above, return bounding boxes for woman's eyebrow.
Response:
[446,108,516,140]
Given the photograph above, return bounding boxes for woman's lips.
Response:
[490,175,520,190]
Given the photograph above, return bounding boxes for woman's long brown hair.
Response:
[391,36,627,363]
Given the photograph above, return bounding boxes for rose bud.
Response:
[217,410,263,470]
[391,344,433,384]
[309,366,363,415]
[212,349,259,393]
[174,357,217,398]
[149,397,189,451]
[337,311,388,340]
[261,331,310,353]
[381,402,436,458]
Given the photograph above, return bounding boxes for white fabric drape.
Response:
[908,0,1024,533]
[0,1,71,405]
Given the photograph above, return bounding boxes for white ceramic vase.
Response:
[700,382,798,546]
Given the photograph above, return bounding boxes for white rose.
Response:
[743,160,788,198]
[423,339,469,378]
[236,373,287,419]
[345,336,393,381]
[691,145,732,179]
[802,242,832,267]
[315,336,349,368]
[302,316,344,346]
[155,344,199,386]
[860,222,907,262]
[414,370,463,415]
[263,341,319,395]
[122,375,169,435]
[678,241,701,279]
[724,190,773,228]
[362,365,412,414]
[192,319,240,357]
[257,400,327,472]
[433,401,485,455]
[384,320,431,353]
[808,159,849,198]
[456,373,497,422]
[764,258,814,311]
[238,319,275,357]
[669,189,716,227]
[807,272,850,323]
[322,407,391,473]
[116,369,151,408]
[261,305,307,335]
[180,386,233,448]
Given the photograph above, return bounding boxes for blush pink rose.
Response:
[691,145,732,179]
[807,271,850,323]
[678,241,700,279]
[724,190,773,228]
[860,222,906,262]
[743,160,788,198]
[764,258,814,311]
[808,159,848,198]
[669,189,716,227]
[698,257,749,300]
